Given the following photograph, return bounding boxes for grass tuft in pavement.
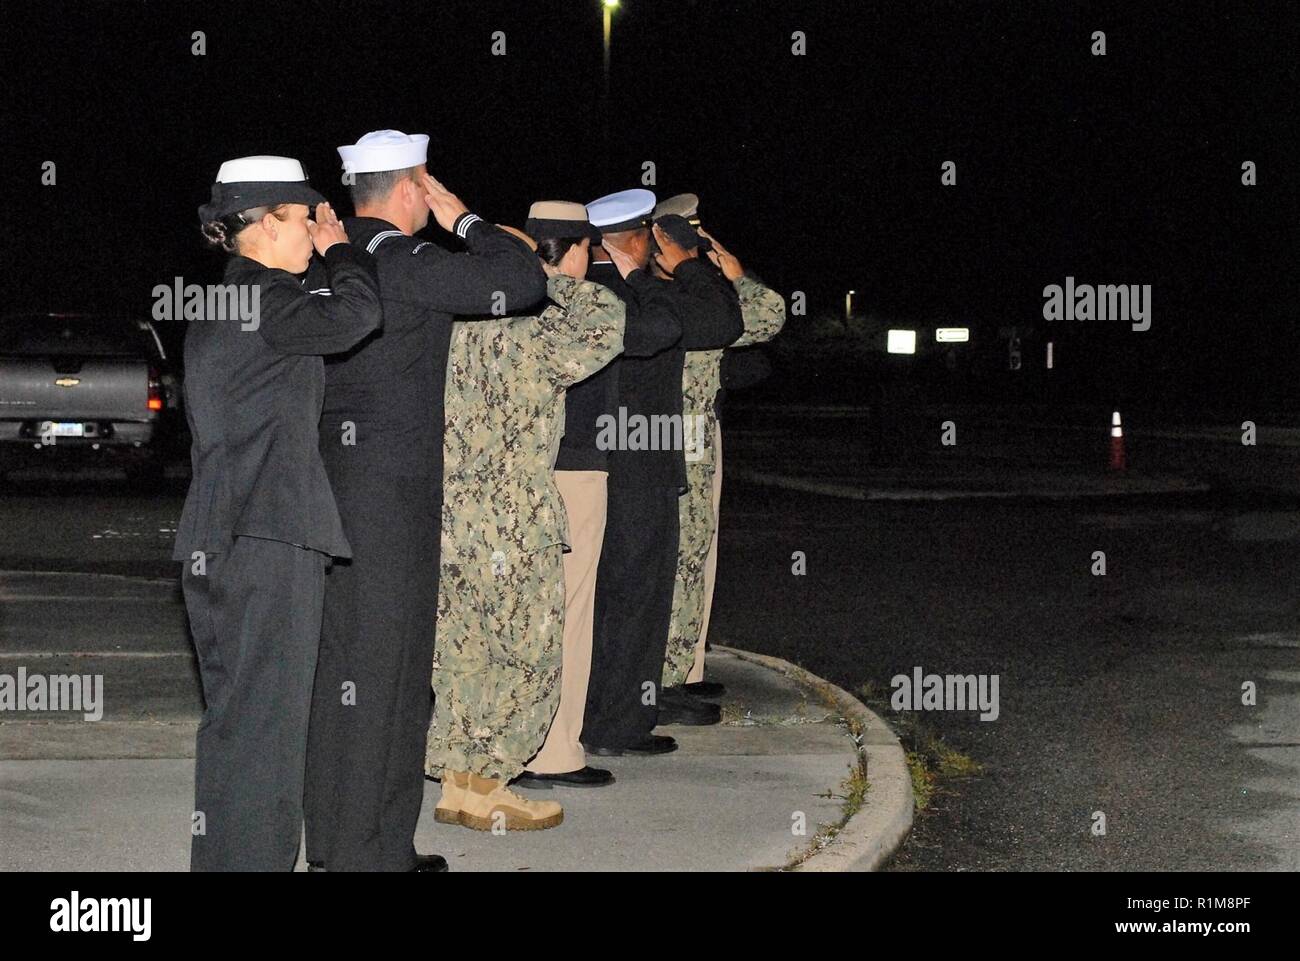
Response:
[783,676,873,868]
[857,682,982,813]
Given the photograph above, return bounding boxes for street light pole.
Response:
[601,1,618,170]
[603,1,615,100]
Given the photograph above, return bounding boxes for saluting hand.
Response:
[699,228,744,281]
[652,223,694,275]
[605,240,641,280]
[421,173,471,232]
[308,202,348,255]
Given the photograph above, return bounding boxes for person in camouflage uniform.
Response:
[662,221,785,691]
[427,208,624,831]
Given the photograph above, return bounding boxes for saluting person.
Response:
[517,202,634,790]
[578,189,743,756]
[652,196,786,698]
[177,156,382,871]
[428,204,624,828]
[304,131,546,872]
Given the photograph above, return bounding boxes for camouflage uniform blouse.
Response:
[681,274,787,468]
[442,274,625,564]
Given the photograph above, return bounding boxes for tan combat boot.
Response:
[434,770,469,825]
[459,773,564,831]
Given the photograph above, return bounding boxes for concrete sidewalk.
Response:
[0,572,912,872]
[416,650,910,872]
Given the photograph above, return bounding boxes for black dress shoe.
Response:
[584,734,678,756]
[683,680,726,698]
[306,860,326,873]
[661,684,714,704]
[514,766,615,789]
[658,694,722,726]
[412,853,449,873]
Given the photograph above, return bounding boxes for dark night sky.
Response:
[1,0,1296,408]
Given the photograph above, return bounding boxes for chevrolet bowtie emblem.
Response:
[54,377,81,387]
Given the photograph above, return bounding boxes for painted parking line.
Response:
[0,651,192,659]
[731,469,1210,502]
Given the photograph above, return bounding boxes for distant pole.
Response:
[601,1,618,171]
[603,2,614,99]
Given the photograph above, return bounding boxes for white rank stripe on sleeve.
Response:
[454,213,483,239]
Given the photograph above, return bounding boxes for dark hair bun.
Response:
[535,235,579,267]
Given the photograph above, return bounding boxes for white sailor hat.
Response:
[653,192,700,224]
[526,200,601,243]
[585,188,657,234]
[337,129,430,175]
[198,155,325,223]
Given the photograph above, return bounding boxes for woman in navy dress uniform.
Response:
[174,156,385,871]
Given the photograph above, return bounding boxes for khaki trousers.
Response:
[526,470,608,774]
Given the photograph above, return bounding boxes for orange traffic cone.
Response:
[1108,410,1126,472]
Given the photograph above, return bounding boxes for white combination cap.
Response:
[585,188,657,233]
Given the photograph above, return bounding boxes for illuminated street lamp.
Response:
[845,289,855,320]
[603,0,619,98]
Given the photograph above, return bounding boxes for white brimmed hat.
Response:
[337,129,430,174]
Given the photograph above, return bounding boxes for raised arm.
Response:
[257,244,382,356]
[386,214,548,316]
[674,259,743,350]
[732,274,787,347]
[535,275,626,388]
[381,172,547,316]
[621,267,685,356]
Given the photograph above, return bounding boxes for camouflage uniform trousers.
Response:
[425,544,566,783]
[662,458,717,688]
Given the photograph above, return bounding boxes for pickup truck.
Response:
[0,313,181,486]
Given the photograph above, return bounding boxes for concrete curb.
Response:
[718,645,914,872]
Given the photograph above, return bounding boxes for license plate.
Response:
[48,422,85,437]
